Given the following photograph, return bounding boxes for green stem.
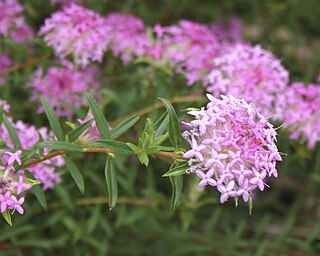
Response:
[22,147,183,169]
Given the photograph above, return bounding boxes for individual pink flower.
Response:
[0,191,11,212]
[183,94,282,204]
[27,61,101,118]
[7,196,24,214]
[10,176,31,195]
[206,44,289,119]
[4,150,22,165]
[39,4,108,66]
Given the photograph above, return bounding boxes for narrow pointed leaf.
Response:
[83,93,110,139]
[36,141,83,152]
[40,96,64,141]
[158,98,181,149]
[111,115,140,140]
[64,157,85,194]
[126,143,140,153]
[25,171,47,210]
[138,151,149,166]
[105,156,118,209]
[3,116,22,148]
[163,162,188,177]
[169,176,183,212]
[68,119,93,142]
[2,210,12,226]
[0,103,4,126]
[155,113,169,138]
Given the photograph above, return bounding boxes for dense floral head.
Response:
[27,61,101,118]
[104,13,150,64]
[0,115,64,191]
[39,4,108,66]
[206,44,289,119]
[148,20,220,85]
[183,94,282,204]
[0,0,33,44]
[279,82,320,148]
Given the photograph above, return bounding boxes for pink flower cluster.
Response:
[104,13,150,64]
[39,4,108,66]
[206,44,289,119]
[0,102,64,191]
[149,20,220,85]
[279,82,320,148]
[0,150,30,215]
[0,0,33,44]
[28,61,101,117]
[183,94,282,204]
[35,6,320,148]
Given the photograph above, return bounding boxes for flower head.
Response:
[0,0,33,43]
[104,13,150,64]
[0,105,64,190]
[39,4,108,66]
[147,20,220,85]
[183,94,282,204]
[279,82,320,148]
[206,44,289,119]
[28,61,101,118]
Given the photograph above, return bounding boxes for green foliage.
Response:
[40,96,64,141]
[105,156,118,210]
[83,92,111,140]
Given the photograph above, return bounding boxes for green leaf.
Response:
[249,197,253,215]
[155,113,169,138]
[0,102,5,126]
[64,157,85,195]
[126,143,139,153]
[25,170,47,210]
[40,96,64,141]
[68,119,93,142]
[3,115,22,148]
[111,115,140,140]
[138,151,149,166]
[88,140,134,155]
[141,118,155,148]
[36,141,84,152]
[158,98,181,150]
[162,162,188,177]
[1,210,12,226]
[105,156,118,210]
[83,92,111,139]
[169,176,183,213]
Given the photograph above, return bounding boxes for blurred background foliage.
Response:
[1,0,320,255]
